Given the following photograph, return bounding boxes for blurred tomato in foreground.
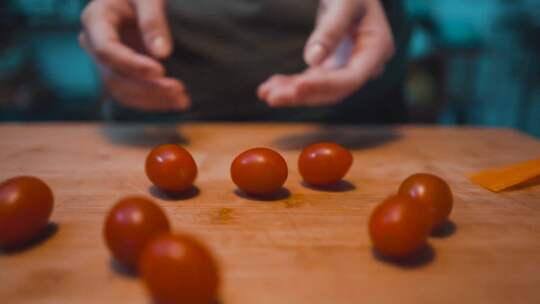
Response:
[0,176,54,248]
[140,234,220,304]
[104,196,170,268]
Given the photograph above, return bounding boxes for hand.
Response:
[258,0,395,107]
[80,0,190,111]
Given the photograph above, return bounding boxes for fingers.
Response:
[81,0,186,112]
[131,0,173,58]
[351,0,395,61]
[259,75,300,106]
[261,0,395,108]
[260,31,389,108]
[258,70,343,107]
[80,1,165,78]
[261,40,386,108]
[112,92,189,112]
[257,75,294,101]
[304,0,361,66]
[101,67,191,112]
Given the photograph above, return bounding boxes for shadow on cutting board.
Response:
[372,244,436,269]
[101,124,188,147]
[431,220,457,238]
[0,222,58,255]
[109,258,138,279]
[151,298,222,304]
[274,126,401,150]
[149,185,200,201]
[234,187,291,202]
[505,175,540,192]
[301,180,356,192]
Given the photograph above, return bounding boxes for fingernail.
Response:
[305,43,326,66]
[267,91,283,107]
[257,85,269,100]
[152,36,167,56]
[265,92,276,106]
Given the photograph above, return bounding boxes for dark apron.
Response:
[106,0,409,123]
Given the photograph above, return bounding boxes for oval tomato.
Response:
[298,142,353,186]
[139,234,220,304]
[399,173,453,229]
[145,144,197,193]
[369,195,432,258]
[231,147,288,195]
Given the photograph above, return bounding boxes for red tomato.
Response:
[369,195,432,258]
[0,176,54,248]
[145,144,197,193]
[398,173,453,229]
[298,142,353,186]
[104,196,170,268]
[230,147,288,196]
[139,234,220,304]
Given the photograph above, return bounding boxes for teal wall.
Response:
[407,0,540,137]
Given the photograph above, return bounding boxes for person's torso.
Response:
[108,0,409,122]
[165,0,316,119]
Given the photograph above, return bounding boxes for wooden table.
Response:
[1,123,539,304]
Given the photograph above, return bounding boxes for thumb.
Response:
[304,0,361,66]
[133,0,173,58]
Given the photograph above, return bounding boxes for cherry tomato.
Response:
[298,142,353,186]
[230,147,288,196]
[398,173,453,229]
[104,196,170,268]
[0,176,54,248]
[369,195,432,258]
[145,144,198,193]
[139,234,220,304]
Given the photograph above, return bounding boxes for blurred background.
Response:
[1,0,539,137]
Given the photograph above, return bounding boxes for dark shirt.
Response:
[107,0,410,123]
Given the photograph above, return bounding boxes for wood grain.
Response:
[1,123,539,304]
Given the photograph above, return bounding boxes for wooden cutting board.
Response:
[1,123,539,304]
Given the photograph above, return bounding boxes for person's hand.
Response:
[80,0,190,111]
[258,0,395,107]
